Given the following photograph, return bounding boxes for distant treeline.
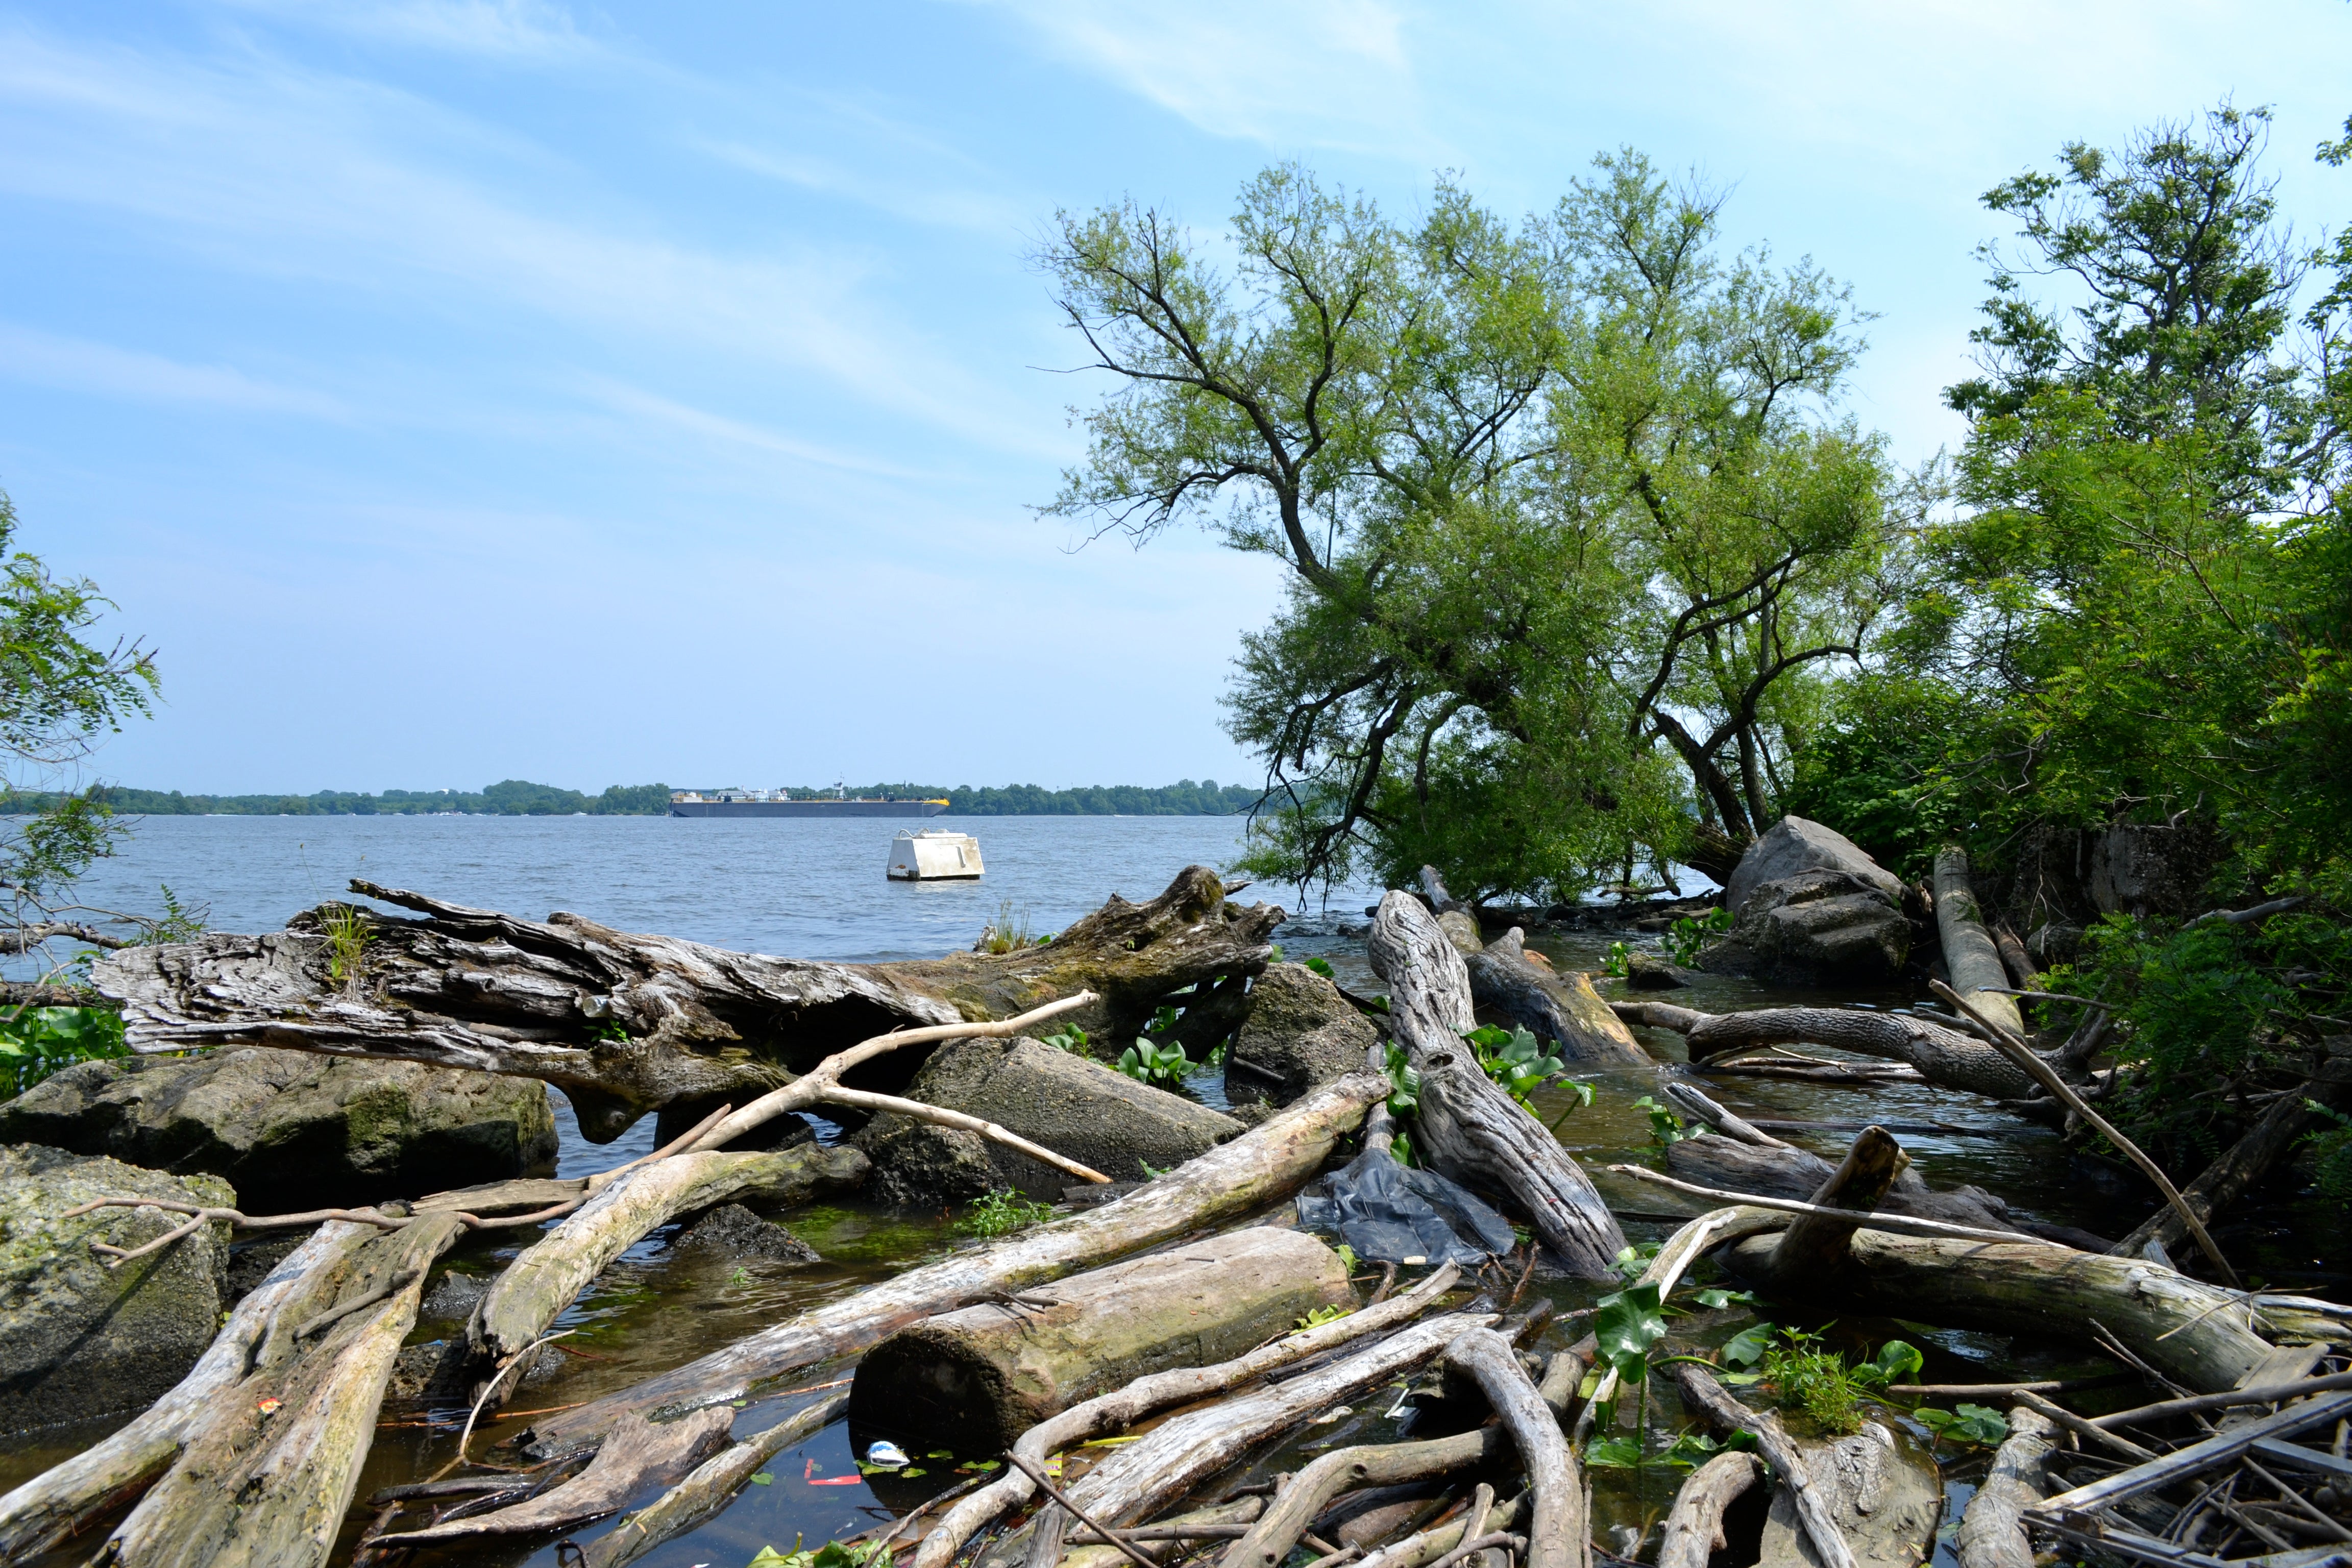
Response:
[2,779,1262,818]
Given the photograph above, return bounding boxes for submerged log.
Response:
[523,1070,1387,1458]
[94,865,1284,1141]
[1721,1229,2272,1393]
[375,1407,734,1546]
[1368,892,1627,1278]
[1462,926,1650,1068]
[850,1227,1350,1453]
[1955,1407,2055,1568]
[1613,1000,2040,1101]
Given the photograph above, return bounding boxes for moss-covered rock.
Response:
[1224,963,1382,1107]
[0,1144,235,1435]
[0,1047,557,1211]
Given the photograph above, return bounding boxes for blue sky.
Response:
[4,1,2346,795]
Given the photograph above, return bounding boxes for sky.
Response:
[3,1,2347,796]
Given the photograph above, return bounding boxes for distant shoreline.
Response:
[4,779,1263,819]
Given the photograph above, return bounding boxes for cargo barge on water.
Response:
[668,789,949,819]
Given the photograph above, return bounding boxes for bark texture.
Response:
[849,1227,1350,1453]
[1463,927,1649,1068]
[93,866,1283,1142]
[523,1070,1386,1457]
[1444,1328,1581,1568]
[1955,1407,2055,1568]
[1657,1452,1762,1568]
[1615,1001,2040,1101]
[1368,892,1626,1278]
[1933,849,2024,1039]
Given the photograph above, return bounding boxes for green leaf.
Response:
[1593,1283,1669,1384]
[1689,1288,1755,1310]
[748,1472,774,1485]
[1720,1321,1776,1368]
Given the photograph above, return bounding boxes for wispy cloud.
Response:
[572,376,950,481]
[691,137,1026,235]
[0,322,347,416]
[215,0,602,62]
[966,0,1440,160]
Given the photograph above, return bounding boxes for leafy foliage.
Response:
[1461,1024,1586,1109]
[1382,1042,1421,1116]
[1661,908,1732,966]
[2301,1099,2352,1200]
[1914,1404,2011,1448]
[1295,1303,1353,1330]
[958,1190,1057,1238]
[0,1006,127,1097]
[1632,1095,1692,1146]
[1114,1036,1194,1087]
[748,1540,895,1568]
[1040,1024,1090,1056]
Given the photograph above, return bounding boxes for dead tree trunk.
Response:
[1934,848,2024,1039]
[93,865,1284,1141]
[1955,1407,2055,1568]
[1368,892,1627,1278]
[1465,928,1651,1067]
[1614,1000,2042,1101]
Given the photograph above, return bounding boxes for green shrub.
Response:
[0,1007,127,1098]
[1115,1036,1193,1087]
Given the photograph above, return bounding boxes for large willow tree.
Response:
[1042,154,1903,898]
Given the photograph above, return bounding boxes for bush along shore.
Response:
[0,842,2344,1568]
[0,778,1264,818]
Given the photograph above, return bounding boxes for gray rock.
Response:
[1756,1421,1940,1568]
[0,1144,236,1435]
[1225,964,1383,1107]
[672,1202,820,1264]
[853,1036,1244,1205]
[0,1047,558,1211]
[1723,816,1904,914]
[1622,950,1695,990]
[420,1269,489,1324]
[1698,869,1911,985]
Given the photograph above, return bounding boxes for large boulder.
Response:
[0,1047,558,1212]
[1697,869,1910,985]
[1723,816,1904,914]
[1225,963,1382,1107]
[852,1036,1244,1205]
[0,1144,236,1435]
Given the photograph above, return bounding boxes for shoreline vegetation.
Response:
[0,778,1263,819]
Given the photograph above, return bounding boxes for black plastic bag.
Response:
[1296,1145,1517,1266]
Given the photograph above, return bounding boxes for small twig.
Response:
[1505,1247,1538,1310]
[1002,1450,1158,1568]
[1602,1166,2072,1247]
[1370,1262,1400,1306]
[2013,1389,2158,1462]
[294,1268,421,1339]
[434,1330,573,1481]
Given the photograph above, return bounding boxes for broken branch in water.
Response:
[1601,1165,2074,1248]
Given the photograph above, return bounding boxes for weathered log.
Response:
[1359,1494,1533,1568]
[1444,1329,1581,1568]
[1659,1081,1785,1147]
[1613,999,2040,1101]
[375,1407,733,1545]
[1220,1350,1582,1568]
[523,1070,1387,1458]
[1721,1229,2272,1393]
[1955,1407,2054,1568]
[851,1227,1350,1453]
[1767,1126,1907,1278]
[1657,1451,1762,1568]
[471,1142,867,1369]
[2112,1058,2352,1259]
[99,1211,465,1568]
[0,1220,377,1560]
[1060,1498,1268,1568]
[94,865,1283,1141]
[914,1266,1464,1568]
[1672,1363,1857,1568]
[1463,927,1649,1068]
[1754,1420,1940,1568]
[1934,848,2024,1039]
[1368,892,1626,1278]
[582,1393,849,1568]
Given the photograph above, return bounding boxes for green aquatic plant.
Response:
[1915,1403,2009,1447]
[1462,1024,1585,1109]
[1662,908,1731,967]
[975,900,1034,954]
[0,1005,127,1097]
[2299,1099,2352,1199]
[959,1189,1057,1238]
[1040,1024,1090,1055]
[1295,1303,1353,1330]
[1383,1042,1420,1115]
[1603,941,1630,977]
[1748,1328,1919,1435]
[317,902,371,993]
[1632,1094,1691,1146]
[1304,955,1336,978]
[1116,1036,1192,1086]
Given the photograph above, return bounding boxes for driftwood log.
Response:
[1613,1000,2040,1101]
[1444,1328,1582,1568]
[1658,1451,1762,1568]
[1933,848,2024,1039]
[93,865,1283,1140]
[375,1407,734,1546]
[1369,892,1627,1277]
[1672,1363,1857,1568]
[1955,1406,2055,1568]
[583,1392,849,1568]
[523,1069,1387,1457]
[849,1227,1350,1452]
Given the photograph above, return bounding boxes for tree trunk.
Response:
[1766,1126,1908,1279]
[1933,849,2023,1039]
[1614,1001,2040,1101]
[470,1142,868,1370]
[93,865,1284,1142]
[1368,893,1627,1278]
[1671,1364,1856,1568]
[1657,1452,1762,1568]
[1720,1230,2273,1393]
[1955,1407,2055,1568]
[849,1228,1350,1453]
[1465,928,1650,1067]
[522,1070,1386,1458]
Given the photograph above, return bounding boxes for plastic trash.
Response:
[1295,1145,1517,1266]
[866,1439,911,1468]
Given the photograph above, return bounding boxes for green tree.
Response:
[0,487,178,976]
[1042,156,1901,899]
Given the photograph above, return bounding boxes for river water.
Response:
[10,816,2336,1567]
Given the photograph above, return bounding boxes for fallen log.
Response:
[1462,927,1649,1068]
[1718,1229,2273,1394]
[1612,1000,2039,1101]
[580,1392,848,1568]
[0,1219,377,1560]
[98,1211,466,1568]
[94,865,1283,1141]
[373,1407,734,1546]
[1368,893,1626,1278]
[1753,1419,1939,1568]
[1934,848,2024,1039]
[1359,1494,1533,1568]
[471,1141,868,1369]
[1657,1451,1762,1568]
[523,1069,1388,1458]
[1444,1329,1581,1568]
[1672,1363,1857,1568]
[2111,1057,2352,1260]
[913,1266,1464,1568]
[1955,1407,2056,1568]
[1060,1498,1269,1568]
[1763,1125,1908,1279]
[850,1227,1350,1452]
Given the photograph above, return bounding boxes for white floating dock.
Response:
[887,828,984,880]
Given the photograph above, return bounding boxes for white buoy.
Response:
[886,828,983,881]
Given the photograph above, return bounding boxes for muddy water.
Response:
[8,904,2330,1568]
